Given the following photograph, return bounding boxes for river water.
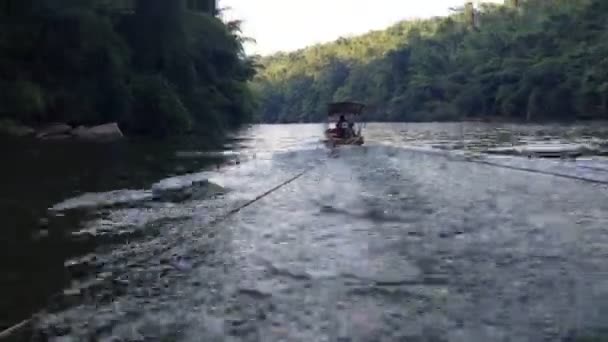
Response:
[2,122,608,341]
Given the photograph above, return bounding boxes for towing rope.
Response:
[0,318,32,339]
[468,157,608,185]
[400,146,608,186]
[0,165,317,340]
[223,167,312,216]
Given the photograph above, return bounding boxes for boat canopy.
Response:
[327,102,366,116]
[327,102,366,123]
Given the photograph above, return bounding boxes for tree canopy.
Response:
[0,0,255,138]
[254,0,608,123]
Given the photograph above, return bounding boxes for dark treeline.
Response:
[254,0,608,123]
[0,0,256,138]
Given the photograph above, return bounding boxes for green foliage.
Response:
[0,0,255,137]
[125,75,192,137]
[0,80,46,122]
[255,0,608,123]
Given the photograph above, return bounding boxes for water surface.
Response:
[2,122,608,341]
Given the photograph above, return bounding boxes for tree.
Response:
[0,0,256,138]
[254,0,607,123]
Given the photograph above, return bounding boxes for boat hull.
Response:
[323,132,365,146]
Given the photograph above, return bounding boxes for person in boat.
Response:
[336,115,349,138]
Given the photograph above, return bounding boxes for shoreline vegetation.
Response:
[3,1,608,138]
[0,0,256,140]
[254,0,608,124]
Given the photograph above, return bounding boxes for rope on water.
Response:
[222,167,312,217]
[398,146,608,186]
[0,318,32,340]
[470,159,608,186]
[0,165,316,340]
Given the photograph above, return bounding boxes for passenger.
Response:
[342,121,353,139]
[336,115,348,138]
[348,122,356,137]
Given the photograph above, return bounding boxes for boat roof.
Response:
[327,102,366,116]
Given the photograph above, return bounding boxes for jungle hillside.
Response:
[0,0,256,138]
[254,0,608,123]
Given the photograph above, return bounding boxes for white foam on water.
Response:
[50,190,153,212]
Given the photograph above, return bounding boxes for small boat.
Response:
[323,101,366,147]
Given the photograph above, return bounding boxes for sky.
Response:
[220,0,502,55]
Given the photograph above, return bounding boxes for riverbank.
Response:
[0,119,124,141]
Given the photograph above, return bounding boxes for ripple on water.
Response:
[49,190,153,212]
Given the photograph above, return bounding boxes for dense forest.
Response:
[0,0,256,138]
[254,0,608,123]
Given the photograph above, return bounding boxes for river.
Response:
[2,122,608,341]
